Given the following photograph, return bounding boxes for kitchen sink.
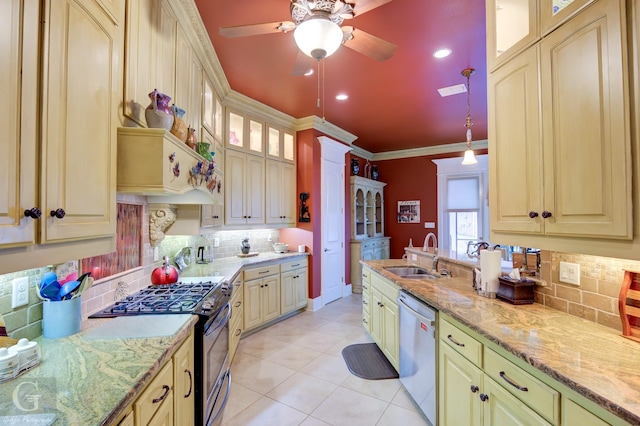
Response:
[384,266,440,280]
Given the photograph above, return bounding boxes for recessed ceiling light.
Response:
[336,93,348,101]
[304,69,314,76]
[433,48,452,59]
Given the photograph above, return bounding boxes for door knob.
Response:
[324,248,331,252]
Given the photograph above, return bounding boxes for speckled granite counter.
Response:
[0,314,197,425]
[363,259,640,425]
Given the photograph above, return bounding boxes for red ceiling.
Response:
[195,0,487,154]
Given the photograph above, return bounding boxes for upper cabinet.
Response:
[226,109,265,155]
[202,75,223,142]
[351,176,386,240]
[486,0,594,71]
[489,0,633,254]
[266,125,296,163]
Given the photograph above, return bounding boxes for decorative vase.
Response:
[371,165,379,180]
[351,158,360,175]
[197,142,213,161]
[170,105,188,142]
[241,238,250,255]
[145,89,174,130]
[185,127,197,150]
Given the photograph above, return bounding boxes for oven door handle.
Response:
[204,303,231,337]
[207,370,232,426]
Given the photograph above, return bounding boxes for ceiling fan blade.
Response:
[292,51,317,76]
[219,21,295,38]
[351,0,392,17]
[342,26,397,61]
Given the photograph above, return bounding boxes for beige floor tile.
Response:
[263,343,322,371]
[311,386,388,426]
[300,417,331,426]
[220,382,262,424]
[340,375,402,402]
[391,386,423,413]
[266,372,338,414]
[376,403,430,426]
[230,352,296,394]
[222,396,307,426]
[260,320,312,343]
[301,353,351,385]
[291,330,344,352]
[325,334,374,357]
[237,331,289,358]
[314,321,365,340]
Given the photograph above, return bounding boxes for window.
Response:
[433,155,489,255]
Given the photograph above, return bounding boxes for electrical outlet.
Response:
[12,277,29,309]
[559,261,580,285]
[153,247,159,262]
[424,222,436,229]
[214,238,220,247]
[268,234,273,242]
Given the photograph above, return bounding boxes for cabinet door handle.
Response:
[528,211,539,218]
[470,385,479,393]
[291,264,300,267]
[541,211,552,219]
[50,208,65,219]
[499,371,528,392]
[235,329,242,336]
[479,393,489,402]
[259,270,270,274]
[235,301,241,308]
[377,301,384,307]
[447,334,465,347]
[152,385,170,404]
[184,369,193,398]
[24,208,42,219]
[362,284,368,290]
[362,318,368,324]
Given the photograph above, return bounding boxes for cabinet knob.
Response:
[50,208,65,219]
[541,211,552,219]
[24,207,42,219]
[528,211,539,218]
[479,393,489,402]
[470,385,479,393]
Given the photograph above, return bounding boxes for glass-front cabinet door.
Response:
[354,189,365,239]
[248,119,263,154]
[540,0,594,36]
[267,125,296,163]
[226,110,264,155]
[227,111,244,149]
[487,0,538,70]
[268,127,280,158]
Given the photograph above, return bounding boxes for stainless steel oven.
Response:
[200,301,230,426]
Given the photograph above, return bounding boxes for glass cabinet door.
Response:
[283,132,295,162]
[487,0,538,71]
[540,0,594,35]
[248,119,263,154]
[355,189,365,238]
[366,191,374,237]
[214,98,222,139]
[375,192,383,236]
[227,111,244,149]
[268,127,280,158]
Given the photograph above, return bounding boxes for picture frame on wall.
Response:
[398,200,420,223]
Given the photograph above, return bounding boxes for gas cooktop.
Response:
[89,280,227,318]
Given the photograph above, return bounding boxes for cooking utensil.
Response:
[39,272,57,291]
[58,280,81,300]
[40,280,61,301]
[58,272,78,285]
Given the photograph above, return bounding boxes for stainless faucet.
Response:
[423,233,437,254]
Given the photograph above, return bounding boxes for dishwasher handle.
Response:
[397,296,436,334]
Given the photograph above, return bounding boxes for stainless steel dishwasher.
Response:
[397,290,437,425]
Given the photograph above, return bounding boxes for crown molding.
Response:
[370,139,488,161]
[350,145,374,160]
[295,116,359,145]
[224,91,298,130]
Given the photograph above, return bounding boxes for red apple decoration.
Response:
[151,256,179,285]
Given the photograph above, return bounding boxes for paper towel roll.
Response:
[480,249,502,294]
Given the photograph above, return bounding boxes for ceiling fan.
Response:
[219,0,397,74]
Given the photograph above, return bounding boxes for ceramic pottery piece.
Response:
[145,89,174,130]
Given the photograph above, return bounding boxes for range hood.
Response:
[117,127,219,204]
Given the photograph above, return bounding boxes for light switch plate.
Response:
[12,277,29,309]
[559,261,580,286]
[424,222,435,229]
[214,238,220,247]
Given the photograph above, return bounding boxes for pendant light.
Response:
[461,68,478,165]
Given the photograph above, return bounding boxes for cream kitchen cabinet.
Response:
[172,330,194,424]
[489,0,632,251]
[266,159,296,225]
[202,75,223,143]
[351,176,386,240]
[228,274,243,363]
[134,359,174,426]
[123,0,176,127]
[243,265,280,330]
[280,258,308,315]
[200,169,224,228]
[370,273,399,371]
[350,237,390,293]
[226,109,265,155]
[225,150,265,225]
[0,0,121,272]
[486,0,595,71]
[361,267,372,332]
[266,125,296,163]
[175,25,202,134]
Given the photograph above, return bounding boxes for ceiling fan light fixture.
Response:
[294,15,343,60]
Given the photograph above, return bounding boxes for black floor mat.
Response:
[341,343,399,380]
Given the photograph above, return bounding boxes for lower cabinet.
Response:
[370,273,399,371]
[361,267,372,332]
[134,359,174,426]
[351,237,390,293]
[280,258,308,315]
[172,331,195,424]
[438,314,619,426]
[243,265,280,330]
[228,274,243,362]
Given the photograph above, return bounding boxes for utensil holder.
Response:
[42,298,81,338]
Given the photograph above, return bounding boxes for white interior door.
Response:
[319,137,349,305]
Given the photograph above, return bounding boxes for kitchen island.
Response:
[363,258,640,425]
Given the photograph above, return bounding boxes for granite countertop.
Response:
[363,259,640,424]
[0,252,308,425]
[0,314,197,425]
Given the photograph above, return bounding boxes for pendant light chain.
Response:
[315,59,327,122]
[463,68,475,146]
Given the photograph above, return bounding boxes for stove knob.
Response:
[202,301,213,311]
